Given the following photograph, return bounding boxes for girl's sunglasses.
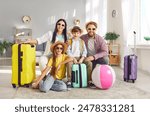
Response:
[56,47,63,50]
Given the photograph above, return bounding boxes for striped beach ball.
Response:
[92,65,116,89]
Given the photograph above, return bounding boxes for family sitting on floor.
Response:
[24,19,109,92]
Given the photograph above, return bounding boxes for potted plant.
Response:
[0,40,13,55]
[104,32,120,44]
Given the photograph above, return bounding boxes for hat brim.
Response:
[50,41,67,54]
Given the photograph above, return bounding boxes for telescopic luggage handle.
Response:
[133,31,136,55]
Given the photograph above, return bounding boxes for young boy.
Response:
[66,26,87,86]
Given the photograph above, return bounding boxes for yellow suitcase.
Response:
[12,44,36,88]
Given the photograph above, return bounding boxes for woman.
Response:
[24,19,68,71]
[32,41,73,92]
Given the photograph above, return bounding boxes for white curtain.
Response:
[85,0,107,36]
[121,0,137,56]
[121,0,137,45]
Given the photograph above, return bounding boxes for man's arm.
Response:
[94,36,108,60]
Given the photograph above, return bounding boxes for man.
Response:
[81,21,109,87]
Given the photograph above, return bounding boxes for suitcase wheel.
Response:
[25,84,30,88]
[124,78,129,82]
[132,80,135,83]
[12,84,16,88]
[124,78,126,81]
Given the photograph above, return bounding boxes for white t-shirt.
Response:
[36,31,64,56]
[67,38,87,57]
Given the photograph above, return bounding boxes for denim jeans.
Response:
[92,56,109,69]
[39,74,67,93]
[84,56,109,81]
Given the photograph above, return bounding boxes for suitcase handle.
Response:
[19,58,23,72]
[20,51,23,56]
[31,45,35,48]
[79,64,82,88]
[76,70,78,83]
[71,71,75,83]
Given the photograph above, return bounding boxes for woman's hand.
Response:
[22,38,38,44]
[23,38,32,44]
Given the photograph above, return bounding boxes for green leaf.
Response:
[104,32,120,40]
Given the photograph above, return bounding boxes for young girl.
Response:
[32,41,73,92]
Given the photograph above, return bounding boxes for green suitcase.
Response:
[71,64,87,88]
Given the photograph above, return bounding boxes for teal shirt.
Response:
[56,34,64,42]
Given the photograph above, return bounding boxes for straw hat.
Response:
[50,41,67,54]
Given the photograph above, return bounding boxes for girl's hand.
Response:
[56,64,61,73]
[32,82,39,89]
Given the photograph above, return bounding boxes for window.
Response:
[122,0,150,46]
[140,0,150,44]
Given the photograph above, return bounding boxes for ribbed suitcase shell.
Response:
[123,54,137,83]
[11,44,36,87]
[71,64,87,88]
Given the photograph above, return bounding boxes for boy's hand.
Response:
[73,58,78,64]
[78,58,83,64]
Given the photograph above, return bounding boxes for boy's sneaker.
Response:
[88,81,96,89]
[66,81,72,90]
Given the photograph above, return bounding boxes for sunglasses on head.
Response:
[57,23,65,27]
[88,28,96,31]
[56,47,63,50]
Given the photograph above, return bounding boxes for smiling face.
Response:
[56,21,66,33]
[86,24,97,37]
[54,44,64,56]
[72,31,81,39]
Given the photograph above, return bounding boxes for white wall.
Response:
[137,49,150,73]
[108,0,150,74]
[0,0,85,41]
[107,0,124,67]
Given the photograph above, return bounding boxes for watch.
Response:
[112,10,117,18]
[22,16,31,23]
